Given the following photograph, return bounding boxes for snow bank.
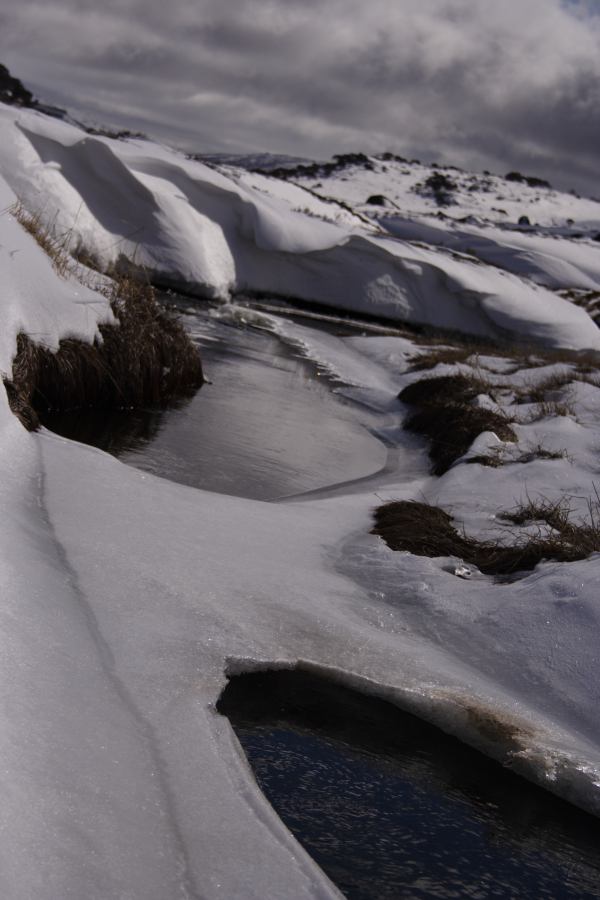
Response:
[380,216,600,291]
[0,173,112,375]
[1,101,599,350]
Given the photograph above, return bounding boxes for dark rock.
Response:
[0,63,35,107]
[416,172,457,206]
[506,171,551,189]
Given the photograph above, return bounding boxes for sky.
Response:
[1,0,599,196]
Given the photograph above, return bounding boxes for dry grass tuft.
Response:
[405,405,516,475]
[522,399,574,423]
[4,279,203,430]
[4,203,204,429]
[400,372,491,407]
[407,328,600,378]
[514,371,575,405]
[372,498,600,576]
[500,496,574,532]
[465,443,569,469]
[399,374,516,475]
[464,451,505,468]
[10,201,74,278]
[408,347,474,371]
[4,203,204,430]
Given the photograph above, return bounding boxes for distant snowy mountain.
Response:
[195,151,316,172]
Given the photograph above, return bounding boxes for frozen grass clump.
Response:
[3,205,204,429]
[372,498,600,577]
[399,374,516,475]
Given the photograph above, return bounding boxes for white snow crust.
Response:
[2,99,600,899]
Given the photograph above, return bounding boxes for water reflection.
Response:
[218,669,600,900]
[42,311,386,499]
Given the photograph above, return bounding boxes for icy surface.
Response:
[2,99,600,898]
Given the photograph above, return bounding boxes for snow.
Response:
[2,98,600,897]
[1,102,600,349]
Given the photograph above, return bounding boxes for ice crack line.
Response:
[36,442,204,900]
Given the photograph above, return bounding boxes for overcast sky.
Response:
[1,0,599,195]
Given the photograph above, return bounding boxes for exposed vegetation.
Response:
[408,346,476,371]
[245,152,375,182]
[408,333,600,376]
[372,498,600,577]
[10,202,73,278]
[466,443,569,469]
[513,371,575,404]
[505,171,552,190]
[399,373,516,475]
[366,194,387,206]
[400,372,493,408]
[3,203,204,430]
[522,399,574,422]
[418,172,457,206]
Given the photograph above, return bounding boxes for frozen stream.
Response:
[36,299,600,898]
[41,304,389,500]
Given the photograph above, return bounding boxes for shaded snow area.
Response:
[1,102,600,350]
[2,98,600,899]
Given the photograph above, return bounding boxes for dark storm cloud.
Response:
[1,0,599,194]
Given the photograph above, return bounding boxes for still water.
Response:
[42,307,386,499]
[219,670,600,900]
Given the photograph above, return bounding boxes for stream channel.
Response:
[41,298,600,899]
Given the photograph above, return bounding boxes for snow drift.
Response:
[1,102,599,350]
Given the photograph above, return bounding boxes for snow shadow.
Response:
[218,668,600,900]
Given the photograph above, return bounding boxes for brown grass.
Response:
[521,399,574,423]
[500,496,575,532]
[400,372,492,407]
[372,499,600,576]
[399,374,516,475]
[407,332,600,378]
[10,202,74,278]
[4,203,204,429]
[408,347,474,371]
[4,278,204,430]
[514,371,575,404]
[465,444,569,468]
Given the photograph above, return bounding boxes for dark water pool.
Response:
[41,308,386,500]
[218,670,600,900]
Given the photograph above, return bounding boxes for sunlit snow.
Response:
[1,99,600,899]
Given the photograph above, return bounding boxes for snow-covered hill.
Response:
[1,101,599,350]
[3,93,600,899]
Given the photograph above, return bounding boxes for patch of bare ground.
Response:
[3,204,204,430]
[372,499,600,577]
[399,373,516,475]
